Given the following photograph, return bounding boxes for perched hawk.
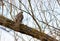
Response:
[13,12,23,31]
[15,11,23,24]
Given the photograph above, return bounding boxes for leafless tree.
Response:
[0,0,60,41]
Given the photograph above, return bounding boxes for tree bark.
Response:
[0,15,58,41]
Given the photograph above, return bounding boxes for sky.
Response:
[0,0,60,41]
[0,0,40,41]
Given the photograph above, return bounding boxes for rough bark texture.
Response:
[0,15,58,41]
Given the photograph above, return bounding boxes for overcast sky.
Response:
[0,0,60,41]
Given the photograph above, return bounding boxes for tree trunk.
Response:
[0,15,58,41]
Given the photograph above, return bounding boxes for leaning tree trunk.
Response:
[0,15,58,41]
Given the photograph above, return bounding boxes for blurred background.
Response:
[0,0,60,41]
